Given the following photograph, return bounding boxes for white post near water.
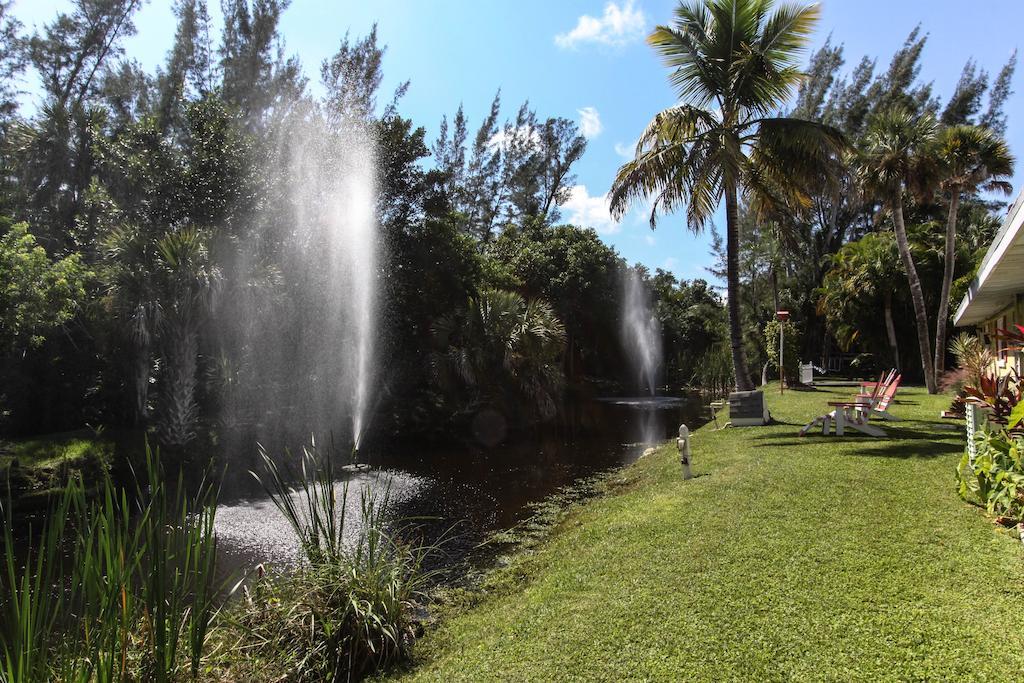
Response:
[678,424,692,480]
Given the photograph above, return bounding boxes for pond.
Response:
[212,394,710,579]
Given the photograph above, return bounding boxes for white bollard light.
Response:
[677,424,693,480]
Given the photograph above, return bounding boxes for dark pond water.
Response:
[212,395,709,579]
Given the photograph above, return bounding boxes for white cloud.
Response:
[555,1,647,50]
[662,256,679,270]
[614,139,637,159]
[577,106,603,138]
[644,234,656,246]
[561,184,620,234]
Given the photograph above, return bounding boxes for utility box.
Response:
[799,363,814,386]
[728,390,770,426]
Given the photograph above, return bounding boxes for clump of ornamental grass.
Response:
[239,440,439,681]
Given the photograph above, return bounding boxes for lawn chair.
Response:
[798,373,900,437]
[855,373,902,422]
[857,369,896,397]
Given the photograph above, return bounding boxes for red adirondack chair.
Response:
[799,372,901,437]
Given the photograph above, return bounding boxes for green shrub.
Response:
[691,344,733,398]
[764,319,799,382]
[958,430,1024,521]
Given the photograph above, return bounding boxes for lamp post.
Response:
[776,310,790,394]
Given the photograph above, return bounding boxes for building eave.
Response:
[953,190,1024,327]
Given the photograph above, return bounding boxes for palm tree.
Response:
[817,232,903,369]
[102,225,161,425]
[609,0,844,392]
[431,289,567,420]
[931,125,1014,374]
[859,108,939,393]
[155,228,219,447]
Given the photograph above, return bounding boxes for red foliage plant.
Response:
[963,368,1024,432]
[995,324,1024,355]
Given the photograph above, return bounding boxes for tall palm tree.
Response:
[859,108,939,393]
[609,0,844,392]
[931,125,1014,374]
[102,224,161,425]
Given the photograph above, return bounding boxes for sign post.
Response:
[776,310,790,393]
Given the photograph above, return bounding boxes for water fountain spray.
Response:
[621,270,663,396]
[221,113,379,454]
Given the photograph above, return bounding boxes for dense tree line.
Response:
[767,27,1016,388]
[2,0,1017,452]
[0,0,719,447]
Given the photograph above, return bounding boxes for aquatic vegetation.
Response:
[0,442,222,683]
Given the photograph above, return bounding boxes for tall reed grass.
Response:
[0,443,224,683]
[2,436,437,682]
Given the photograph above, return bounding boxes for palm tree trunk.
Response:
[725,183,754,392]
[891,196,937,393]
[132,342,150,425]
[770,264,780,313]
[159,319,199,448]
[934,191,960,376]
[883,290,899,370]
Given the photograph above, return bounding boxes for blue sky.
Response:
[11,1,1024,283]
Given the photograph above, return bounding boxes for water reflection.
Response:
[214,395,708,577]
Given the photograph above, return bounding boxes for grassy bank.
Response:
[0,430,117,508]
[391,385,1024,681]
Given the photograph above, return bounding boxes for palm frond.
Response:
[745,115,847,221]
[859,107,938,198]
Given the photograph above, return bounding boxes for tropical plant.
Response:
[817,232,903,368]
[247,440,438,680]
[962,369,1024,431]
[430,288,567,420]
[609,0,845,392]
[958,430,1024,523]
[995,323,1024,356]
[931,125,1014,374]
[859,107,939,393]
[102,223,161,424]
[763,318,799,382]
[949,333,995,388]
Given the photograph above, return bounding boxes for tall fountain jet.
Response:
[621,270,663,396]
[222,114,379,451]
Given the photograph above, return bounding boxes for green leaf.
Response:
[1008,400,1024,430]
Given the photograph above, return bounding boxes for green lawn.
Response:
[391,385,1024,681]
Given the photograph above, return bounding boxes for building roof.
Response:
[954,190,1024,326]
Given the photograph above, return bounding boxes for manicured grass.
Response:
[390,385,1024,681]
